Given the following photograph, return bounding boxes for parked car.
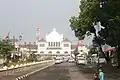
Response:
[76,59,85,64]
[55,56,63,64]
[55,60,62,64]
[68,58,74,63]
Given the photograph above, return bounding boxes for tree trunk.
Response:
[117,45,120,68]
[99,46,111,64]
[106,52,111,63]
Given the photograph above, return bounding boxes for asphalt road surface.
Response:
[23,62,93,80]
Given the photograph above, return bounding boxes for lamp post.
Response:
[13,36,16,60]
[18,35,22,60]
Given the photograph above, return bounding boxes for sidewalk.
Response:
[77,64,120,80]
[101,64,120,80]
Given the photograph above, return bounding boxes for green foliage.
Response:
[26,53,37,62]
[70,0,120,66]
[0,39,14,61]
[69,0,120,47]
[88,46,96,54]
[99,1,120,46]
[69,0,99,40]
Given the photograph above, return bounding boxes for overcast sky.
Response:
[0,0,80,44]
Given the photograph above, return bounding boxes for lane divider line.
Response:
[15,62,55,80]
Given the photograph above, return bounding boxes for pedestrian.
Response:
[93,70,100,80]
[99,68,105,80]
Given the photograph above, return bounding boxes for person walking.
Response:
[99,68,105,80]
[94,70,100,80]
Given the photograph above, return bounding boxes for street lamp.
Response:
[19,35,22,41]
[18,35,22,59]
[13,36,16,60]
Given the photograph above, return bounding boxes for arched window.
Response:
[48,51,52,54]
[40,51,44,54]
[56,51,60,54]
[64,51,68,53]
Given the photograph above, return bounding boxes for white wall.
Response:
[38,42,47,53]
[61,42,71,54]
[37,28,71,56]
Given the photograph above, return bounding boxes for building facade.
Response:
[37,28,71,58]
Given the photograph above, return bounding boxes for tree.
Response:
[69,0,100,39]
[100,0,120,67]
[69,0,120,66]
[27,53,37,62]
[0,39,15,62]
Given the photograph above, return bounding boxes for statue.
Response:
[94,21,105,37]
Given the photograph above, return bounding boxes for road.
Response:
[0,61,54,80]
[23,62,93,80]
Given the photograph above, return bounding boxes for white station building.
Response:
[37,28,72,58]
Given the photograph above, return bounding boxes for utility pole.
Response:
[19,34,22,60]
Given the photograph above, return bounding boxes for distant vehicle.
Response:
[95,58,106,63]
[63,58,68,62]
[68,58,74,63]
[55,59,62,64]
[76,58,85,64]
[55,56,63,64]
[63,56,69,62]
[76,56,86,65]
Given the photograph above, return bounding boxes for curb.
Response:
[0,60,54,72]
[15,62,55,80]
